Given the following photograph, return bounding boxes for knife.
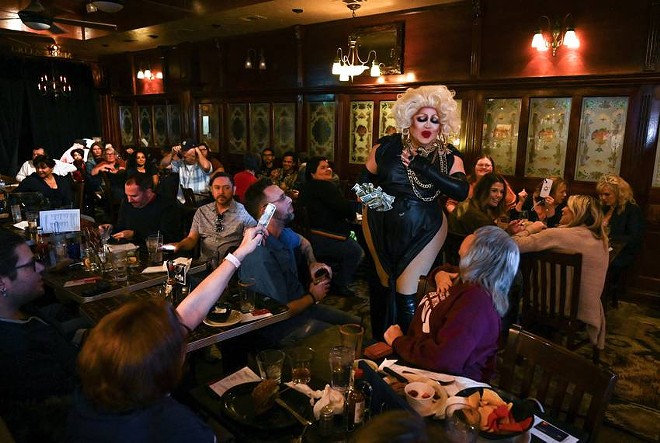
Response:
[275,398,312,426]
[383,366,409,383]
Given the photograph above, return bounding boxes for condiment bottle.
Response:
[344,367,371,431]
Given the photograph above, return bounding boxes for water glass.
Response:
[238,278,256,313]
[328,345,354,393]
[146,233,163,264]
[288,346,314,384]
[10,204,22,223]
[256,349,285,383]
[111,250,128,282]
[519,210,529,222]
[340,323,365,358]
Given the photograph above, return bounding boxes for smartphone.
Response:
[313,268,330,284]
[257,203,276,245]
[539,178,553,198]
[534,420,569,442]
[161,244,176,251]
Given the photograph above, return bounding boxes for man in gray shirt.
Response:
[168,171,256,260]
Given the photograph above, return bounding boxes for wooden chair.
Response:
[518,249,599,362]
[497,326,617,442]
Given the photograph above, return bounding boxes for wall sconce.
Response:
[245,49,266,70]
[531,14,579,56]
[136,66,163,80]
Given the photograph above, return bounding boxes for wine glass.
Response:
[100,225,113,246]
[444,404,480,443]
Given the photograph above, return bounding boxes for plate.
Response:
[203,310,241,327]
[219,381,313,430]
[453,387,534,440]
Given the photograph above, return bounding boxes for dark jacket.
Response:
[606,202,644,269]
[15,173,73,208]
[300,179,356,237]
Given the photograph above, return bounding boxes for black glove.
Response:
[357,167,378,184]
[408,156,469,201]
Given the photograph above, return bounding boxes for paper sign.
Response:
[40,209,81,233]
[209,366,261,397]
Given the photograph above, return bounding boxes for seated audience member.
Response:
[384,226,519,382]
[168,172,256,260]
[447,155,526,212]
[15,155,74,208]
[85,142,104,172]
[125,148,159,189]
[66,227,265,443]
[160,139,212,204]
[448,173,517,236]
[596,174,644,305]
[512,195,609,349]
[101,174,181,244]
[271,150,299,196]
[240,179,360,346]
[0,231,81,441]
[517,176,568,227]
[233,152,260,202]
[16,146,76,182]
[60,139,89,164]
[70,148,87,183]
[259,147,276,179]
[299,156,364,297]
[104,143,126,167]
[198,142,225,172]
[90,145,127,201]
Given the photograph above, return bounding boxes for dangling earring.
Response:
[0,286,7,297]
[401,128,413,153]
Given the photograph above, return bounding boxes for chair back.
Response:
[519,249,590,354]
[180,186,196,208]
[72,181,85,211]
[415,274,434,305]
[498,326,617,442]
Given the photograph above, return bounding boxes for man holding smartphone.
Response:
[240,179,360,346]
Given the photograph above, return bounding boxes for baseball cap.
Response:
[181,138,198,151]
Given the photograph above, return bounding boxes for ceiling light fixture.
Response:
[38,64,71,99]
[331,1,380,82]
[85,2,98,13]
[531,13,580,56]
[90,0,124,13]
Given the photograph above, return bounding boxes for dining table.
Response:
[80,285,292,353]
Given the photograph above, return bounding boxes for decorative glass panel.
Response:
[228,104,247,154]
[139,106,153,147]
[198,103,219,153]
[273,103,295,154]
[379,101,397,138]
[349,101,374,164]
[525,97,571,177]
[450,99,463,151]
[249,103,270,153]
[481,98,522,175]
[153,106,167,148]
[119,106,134,146]
[653,135,660,187]
[575,97,629,181]
[308,102,336,160]
[168,105,181,145]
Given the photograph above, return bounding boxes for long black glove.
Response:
[357,167,378,184]
[408,156,469,201]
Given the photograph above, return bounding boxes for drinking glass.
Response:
[111,250,128,282]
[444,404,480,443]
[519,210,529,222]
[288,346,314,384]
[238,278,256,313]
[340,323,365,358]
[10,204,22,223]
[328,346,354,393]
[146,233,163,264]
[256,349,285,383]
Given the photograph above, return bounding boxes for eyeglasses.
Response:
[267,193,287,204]
[15,258,41,271]
[215,213,224,232]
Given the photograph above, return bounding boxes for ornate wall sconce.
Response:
[531,13,579,56]
[245,49,266,70]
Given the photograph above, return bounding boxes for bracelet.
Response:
[309,292,319,304]
[224,253,241,269]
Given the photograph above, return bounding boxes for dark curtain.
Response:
[0,54,100,176]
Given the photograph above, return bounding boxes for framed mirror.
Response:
[356,22,404,75]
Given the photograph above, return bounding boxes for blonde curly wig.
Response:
[391,85,460,135]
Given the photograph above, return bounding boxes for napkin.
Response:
[283,382,323,401]
[106,243,138,253]
[141,257,192,274]
[13,221,28,230]
[312,384,345,420]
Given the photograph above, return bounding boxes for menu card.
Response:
[40,209,81,233]
[209,366,261,397]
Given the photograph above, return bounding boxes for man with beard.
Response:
[241,179,359,346]
[271,151,299,196]
[168,172,256,260]
[100,174,181,244]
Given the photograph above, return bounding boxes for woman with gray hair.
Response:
[384,226,519,381]
[363,85,469,340]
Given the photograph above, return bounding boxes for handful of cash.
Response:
[352,183,395,211]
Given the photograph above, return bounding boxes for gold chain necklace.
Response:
[403,137,449,202]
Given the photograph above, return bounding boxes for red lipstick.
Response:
[422,131,432,138]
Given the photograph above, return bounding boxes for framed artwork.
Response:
[228,104,247,154]
[355,22,404,75]
[273,103,296,154]
[525,97,572,177]
[198,103,219,153]
[575,97,629,181]
[119,106,134,146]
[378,101,397,138]
[168,105,181,145]
[249,103,270,153]
[139,106,153,147]
[307,102,336,160]
[481,98,522,175]
[653,134,660,187]
[349,101,374,164]
[153,105,167,148]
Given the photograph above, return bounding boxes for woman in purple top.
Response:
[384,226,519,382]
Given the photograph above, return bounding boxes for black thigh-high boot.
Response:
[395,293,417,334]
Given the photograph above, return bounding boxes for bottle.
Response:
[344,368,371,431]
[319,404,334,436]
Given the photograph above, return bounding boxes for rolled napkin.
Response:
[312,384,345,420]
[283,382,323,401]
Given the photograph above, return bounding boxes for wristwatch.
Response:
[309,293,319,304]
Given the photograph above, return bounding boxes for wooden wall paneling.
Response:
[563,95,582,181]
[644,0,660,71]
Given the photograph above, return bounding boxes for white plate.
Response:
[203,309,241,327]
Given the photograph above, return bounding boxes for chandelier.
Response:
[331,1,380,82]
[37,65,71,98]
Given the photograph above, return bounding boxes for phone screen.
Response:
[534,420,569,442]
